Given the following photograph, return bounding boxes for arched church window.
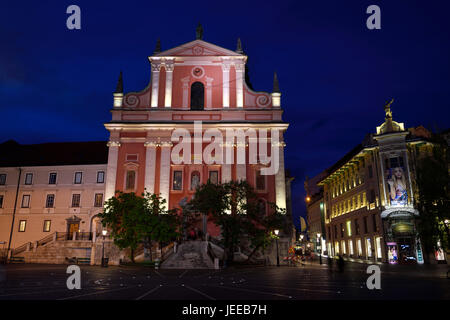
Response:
[190,82,204,110]
[191,171,201,190]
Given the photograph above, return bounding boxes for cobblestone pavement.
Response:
[0,262,448,300]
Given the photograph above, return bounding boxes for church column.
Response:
[159,141,172,211]
[222,61,231,108]
[144,141,157,194]
[205,77,213,109]
[274,139,286,212]
[236,141,246,181]
[105,140,121,202]
[222,140,232,183]
[164,60,174,107]
[151,62,161,107]
[235,63,244,108]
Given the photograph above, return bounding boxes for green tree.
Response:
[99,191,180,263]
[99,191,146,262]
[415,134,450,262]
[143,192,180,261]
[189,180,285,264]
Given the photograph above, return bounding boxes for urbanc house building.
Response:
[0,28,292,265]
[306,101,449,265]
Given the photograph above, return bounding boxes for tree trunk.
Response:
[130,248,135,263]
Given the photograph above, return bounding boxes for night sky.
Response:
[1,1,449,229]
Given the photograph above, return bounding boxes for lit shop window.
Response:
[366,238,372,257]
[348,240,354,255]
[357,239,362,256]
[173,171,183,190]
[335,241,340,254]
[341,240,346,255]
[376,237,382,259]
[19,220,27,232]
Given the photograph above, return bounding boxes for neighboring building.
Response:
[0,140,108,251]
[317,101,436,264]
[305,172,327,254]
[105,29,289,238]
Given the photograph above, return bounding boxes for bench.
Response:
[9,256,25,263]
[76,257,91,265]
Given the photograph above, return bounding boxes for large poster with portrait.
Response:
[383,155,409,206]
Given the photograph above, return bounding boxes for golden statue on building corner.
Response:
[384,98,394,119]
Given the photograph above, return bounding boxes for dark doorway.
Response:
[190,82,204,110]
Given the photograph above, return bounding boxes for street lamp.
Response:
[274,229,280,267]
[102,229,108,267]
[317,233,322,265]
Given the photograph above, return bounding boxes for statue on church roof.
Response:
[196,23,203,40]
[384,98,394,120]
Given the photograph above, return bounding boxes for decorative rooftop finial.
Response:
[273,72,280,93]
[236,38,243,54]
[384,98,394,120]
[114,71,123,94]
[154,38,161,54]
[196,22,203,40]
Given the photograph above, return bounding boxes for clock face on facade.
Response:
[194,68,203,76]
[192,66,204,78]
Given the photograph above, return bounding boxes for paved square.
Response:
[0,262,448,300]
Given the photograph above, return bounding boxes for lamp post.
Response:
[317,233,322,265]
[101,229,107,267]
[274,229,280,267]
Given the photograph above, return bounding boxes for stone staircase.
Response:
[161,241,216,269]
[9,232,126,265]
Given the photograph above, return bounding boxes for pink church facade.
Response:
[104,35,288,237]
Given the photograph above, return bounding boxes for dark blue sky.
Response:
[1,1,449,228]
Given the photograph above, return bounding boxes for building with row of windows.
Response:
[0,141,108,252]
[306,101,447,264]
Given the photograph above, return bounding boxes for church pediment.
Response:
[153,40,244,57]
